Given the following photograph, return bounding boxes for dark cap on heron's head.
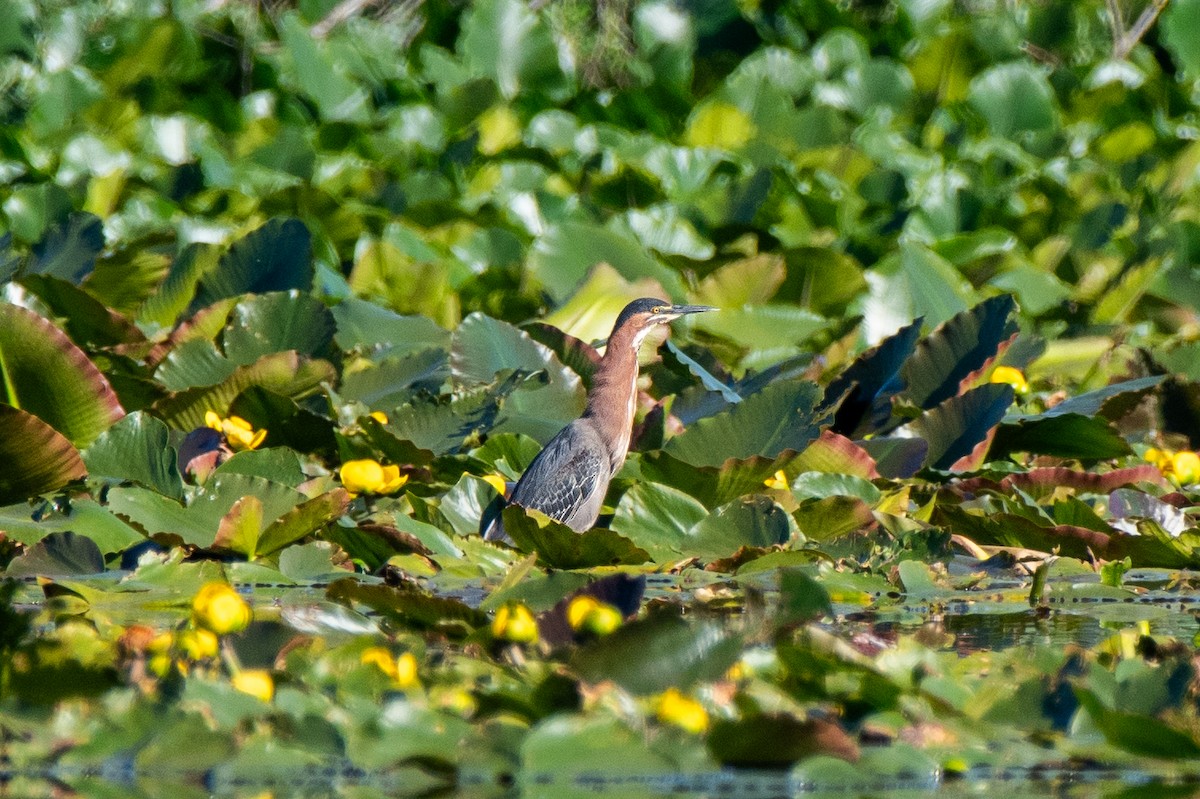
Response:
[611,298,717,332]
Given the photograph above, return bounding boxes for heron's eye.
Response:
[652,306,666,314]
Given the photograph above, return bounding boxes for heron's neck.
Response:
[583,328,648,473]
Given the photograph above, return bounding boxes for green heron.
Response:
[483,298,716,544]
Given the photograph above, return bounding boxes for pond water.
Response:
[8,563,1200,799]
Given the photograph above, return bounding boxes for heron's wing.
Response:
[483,422,608,542]
[509,423,608,529]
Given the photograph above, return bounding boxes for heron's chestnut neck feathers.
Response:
[582,317,650,474]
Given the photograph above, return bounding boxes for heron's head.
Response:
[610,298,716,350]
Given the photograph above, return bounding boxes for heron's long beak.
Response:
[667,304,718,316]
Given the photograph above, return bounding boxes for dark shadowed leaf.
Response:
[0,405,86,504]
[191,218,314,312]
[991,414,1132,460]
[900,294,1018,410]
[571,613,742,695]
[911,383,1013,471]
[26,212,103,284]
[228,386,338,457]
[5,531,104,576]
[709,714,858,767]
[821,319,921,438]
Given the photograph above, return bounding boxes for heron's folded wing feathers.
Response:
[508,424,608,529]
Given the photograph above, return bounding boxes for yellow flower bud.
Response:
[192,582,251,635]
[147,631,175,655]
[492,603,538,643]
[231,669,274,702]
[566,595,622,636]
[394,652,419,689]
[482,473,508,496]
[989,366,1029,394]
[1173,451,1200,484]
[369,411,389,424]
[339,459,408,495]
[148,653,173,678]
[177,628,219,660]
[654,688,709,734]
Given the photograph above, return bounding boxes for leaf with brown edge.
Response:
[212,495,264,558]
[791,430,879,479]
[900,293,1018,410]
[0,303,125,447]
[0,405,86,504]
[256,488,352,557]
[912,383,1013,472]
[935,505,1112,560]
[957,465,1168,500]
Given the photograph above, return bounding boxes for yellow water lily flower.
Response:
[989,366,1029,394]
[492,603,538,643]
[566,595,622,636]
[369,411,389,424]
[654,688,709,734]
[192,582,251,635]
[763,470,789,491]
[360,647,421,689]
[1173,450,1200,484]
[232,669,275,702]
[205,411,267,451]
[1143,447,1200,485]
[339,459,408,495]
[176,628,219,660]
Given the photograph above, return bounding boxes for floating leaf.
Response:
[688,496,791,560]
[665,380,824,468]
[571,613,742,695]
[5,531,104,577]
[501,505,649,569]
[608,481,709,562]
